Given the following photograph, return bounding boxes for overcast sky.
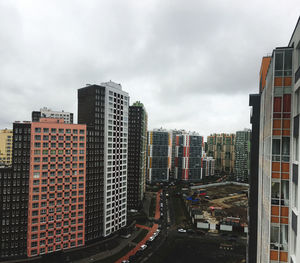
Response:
[0,0,299,138]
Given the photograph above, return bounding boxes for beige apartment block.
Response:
[0,129,13,166]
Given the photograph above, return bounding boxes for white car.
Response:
[178,228,187,233]
[155,229,161,234]
[149,236,155,241]
[140,244,147,250]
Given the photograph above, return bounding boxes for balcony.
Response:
[296,65,300,84]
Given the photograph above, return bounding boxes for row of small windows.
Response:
[33,149,85,155]
[31,232,83,243]
[34,135,85,141]
[32,208,83,216]
[33,170,84,179]
[106,191,126,198]
[32,183,84,192]
[31,216,84,225]
[31,223,84,233]
[33,156,84,162]
[31,202,84,210]
[34,128,85,134]
[33,142,85,148]
[33,162,84,169]
[107,182,126,190]
[33,176,84,184]
[30,239,83,255]
[107,166,127,172]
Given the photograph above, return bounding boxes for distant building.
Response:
[170,129,184,180]
[0,129,13,165]
[127,101,148,210]
[0,118,86,259]
[204,142,208,153]
[175,132,203,181]
[207,133,235,174]
[234,129,251,182]
[202,157,215,177]
[32,107,74,124]
[147,129,171,183]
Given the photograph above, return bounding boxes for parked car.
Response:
[149,235,155,241]
[129,255,136,261]
[122,260,129,263]
[178,228,187,233]
[140,244,147,251]
[187,229,196,234]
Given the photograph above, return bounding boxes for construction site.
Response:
[183,182,249,232]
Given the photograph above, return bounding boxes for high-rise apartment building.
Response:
[248,55,271,263]
[127,101,148,210]
[32,107,74,124]
[254,17,300,263]
[175,132,203,181]
[234,129,251,182]
[207,133,235,174]
[0,118,86,259]
[78,81,128,241]
[170,129,184,180]
[202,157,215,177]
[147,129,171,183]
[0,129,13,165]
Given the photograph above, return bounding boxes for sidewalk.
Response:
[115,224,158,263]
[136,224,152,231]
[115,189,162,263]
[155,190,162,220]
[74,228,143,263]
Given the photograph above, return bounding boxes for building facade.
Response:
[170,129,184,180]
[147,129,171,183]
[255,18,300,263]
[78,81,128,240]
[234,129,251,182]
[207,133,235,174]
[0,118,86,259]
[0,122,31,259]
[127,101,148,210]
[28,118,86,257]
[0,166,16,259]
[202,157,215,177]
[248,93,262,263]
[32,107,74,124]
[0,129,13,166]
[175,133,203,181]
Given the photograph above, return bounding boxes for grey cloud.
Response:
[0,0,299,137]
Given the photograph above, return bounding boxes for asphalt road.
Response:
[131,186,246,263]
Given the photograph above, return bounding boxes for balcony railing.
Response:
[296,65,300,84]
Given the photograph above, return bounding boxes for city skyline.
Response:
[0,1,299,138]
